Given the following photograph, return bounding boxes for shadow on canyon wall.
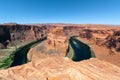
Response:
[68,37,95,61]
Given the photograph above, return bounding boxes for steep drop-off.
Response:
[67,37,95,61]
[0,24,47,69]
[0,27,11,49]
[0,24,120,80]
[27,27,95,61]
[10,37,47,67]
[64,25,120,66]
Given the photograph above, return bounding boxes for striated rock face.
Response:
[105,30,120,53]
[8,24,47,41]
[46,27,68,56]
[27,27,69,61]
[64,25,120,67]
[0,24,47,44]
[64,25,120,54]
[80,29,120,54]
[0,27,11,49]
[0,57,120,80]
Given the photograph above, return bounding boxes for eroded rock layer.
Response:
[0,57,120,80]
[27,27,68,61]
[1,24,120,80]
[64,25,120,66]
[0,27,11,49]
[0,24,47,48]
[64,25,120,54]
[46,27,68,56]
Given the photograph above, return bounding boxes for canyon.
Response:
[0,24,120,80]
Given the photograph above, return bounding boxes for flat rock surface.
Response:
[0,57,120,80]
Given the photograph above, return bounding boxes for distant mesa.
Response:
[2,22,18,25]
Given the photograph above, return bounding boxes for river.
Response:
[67,37,95,61]
[10,37,47,67]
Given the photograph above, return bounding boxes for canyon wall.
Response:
[27,27,69,61]
[0,24,120,80]
[64,25,120,67]
[46,27,68,56]
[64,25,120,54]
[0,27,11,48]
[0,24,47,48]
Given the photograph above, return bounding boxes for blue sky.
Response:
[0,0,120,24]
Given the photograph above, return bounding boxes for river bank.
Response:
[0,37,46,69]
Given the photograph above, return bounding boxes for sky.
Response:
[0,0,120,24]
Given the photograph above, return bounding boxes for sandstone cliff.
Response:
[0,24,47,48]
[46,27,68,56]
[0,27,11,49]
[27,27,68,61]
[0,24,48,69]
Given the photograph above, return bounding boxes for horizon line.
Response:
[0,22,120,26]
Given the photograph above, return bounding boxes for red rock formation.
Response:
[105,30,120,54]
[46,27,68,56]
[27,27,69,61]
[0,24,47,42]
[64,25,120,54]
[63,25,120,67]
[10,24,47,41]
[1,24,120,80]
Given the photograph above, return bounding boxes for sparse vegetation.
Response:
[0,37,46,69]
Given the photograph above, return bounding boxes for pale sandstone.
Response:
[27,27,68,61]
[0,57,120,80]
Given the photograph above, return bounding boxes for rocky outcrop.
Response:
[46,27,68,56]
[0,57,120,80]
[79,29,120,54]
[105,30,120,54]
[79,29,92,39]
[27,27,69,61]
[0,27,11,49]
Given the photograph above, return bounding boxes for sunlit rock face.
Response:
[27,27,69,61]
[0,27,11,49]
[0,57,120,80]
[46,27,69,56]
